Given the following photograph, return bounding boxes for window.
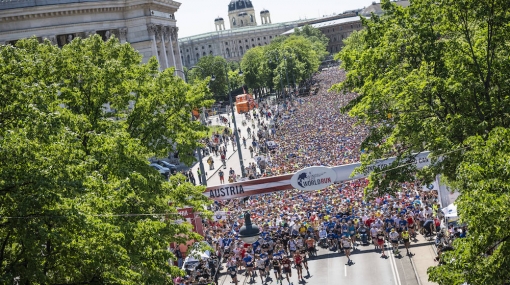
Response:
[269,36,272,39]
[250,14,254,22]
[252,44,255,47]
[351,25,353,28]
[333,28,335,32]
[263,36,266,39]
[334,37,336,42]
[195,47,198,50]
[245,39,248,42]
[203,51,206,56]
[246,45,249,50]
[202,46,204,49]
[264,42,267,45]
[186,49,188,52]
[226,48,230,57]
[210,50,213,55]
[196,53,199,59]
[225,42,229,45]
[258,43,261,46]
[251,38,254,41]
[208,44,211,48]
[257,37,260,40]
[241,20,244,25]
[232,17,236,26]
[239,40,241,43]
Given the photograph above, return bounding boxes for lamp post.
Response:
[239,212,260,244]
[283,55,290,100]
[175,67,210,186]
[221,62,246,178]
[269,57,284,101]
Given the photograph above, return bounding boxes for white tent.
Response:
[442,203,458,220]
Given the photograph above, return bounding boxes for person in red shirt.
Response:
[281,256,292,283]
[294,252,304,281]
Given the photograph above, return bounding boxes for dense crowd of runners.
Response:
[172,68,449,285]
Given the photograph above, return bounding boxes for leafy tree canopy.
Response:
[0,35,212,284]
[333,0,510,283]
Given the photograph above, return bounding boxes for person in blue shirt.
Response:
[327,232,339,249]
[243,254,255,279]
[223,237,233,247]
[399,218,408,228]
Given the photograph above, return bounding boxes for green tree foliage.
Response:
[293,24,329,60]
[332,0,510,195]
[241,32,324,93]
[0,35,212,284]
[333,0,510,283]
[190,55,229,100]
[427,128,510,285]
[240,46,266,93]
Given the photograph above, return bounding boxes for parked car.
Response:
[149,163,170,178]
[157,160,177,175]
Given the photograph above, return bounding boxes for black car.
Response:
[157,160,177,175]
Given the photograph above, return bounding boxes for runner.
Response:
[281,255,292,284]
[340,236,352,264]
[293,251,304,281]
[389,228,400,255]
[271,255,282,284]
[377,229,387,258]
[402,228,412,256]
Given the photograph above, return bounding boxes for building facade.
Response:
[0,0,184,76]
[179,0,312,68]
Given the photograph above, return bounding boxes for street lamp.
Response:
[174,67,211,186]
[283,55,290,100]
[216,62,246,178]
[269,58,284,101]
[239,212,260,244]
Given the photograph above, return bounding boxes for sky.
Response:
[176,0,378,38]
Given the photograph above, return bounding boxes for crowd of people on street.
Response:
[172,68,461,285]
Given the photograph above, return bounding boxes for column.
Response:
[168,28,177,71]
[147,24,159,66]
[163,27,178,70]
[173,27,184,78]
[119,28,128,44]
[158,26,169,69]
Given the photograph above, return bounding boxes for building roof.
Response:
[0,0,181,10]
[260,9,269,14]
[228,0,254,12]
[215,17,224,22]
[360,0,409,17]
[179,18,311,43]
[282,16,364,35]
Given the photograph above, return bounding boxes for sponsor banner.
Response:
[204,174,293,200]
[422,180,439,192]
[290,166,336,191]
[213,211,230,221]
[204,152,432,201]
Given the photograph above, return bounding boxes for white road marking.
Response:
[387,241,402,285]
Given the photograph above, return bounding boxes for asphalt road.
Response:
[217,241,423,285]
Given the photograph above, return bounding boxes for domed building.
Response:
[228,0,257,29]
[179,0,308,68]
[0,0,185,77]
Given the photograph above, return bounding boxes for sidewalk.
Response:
[190,110,271,186]
[408,234,439,285]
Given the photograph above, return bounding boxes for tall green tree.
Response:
[293,24,329,61]
[427,127,510,285]
[0,35,212,284]
[190,55,229,100]
[240,46,266,95]
[333,0,510,283]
